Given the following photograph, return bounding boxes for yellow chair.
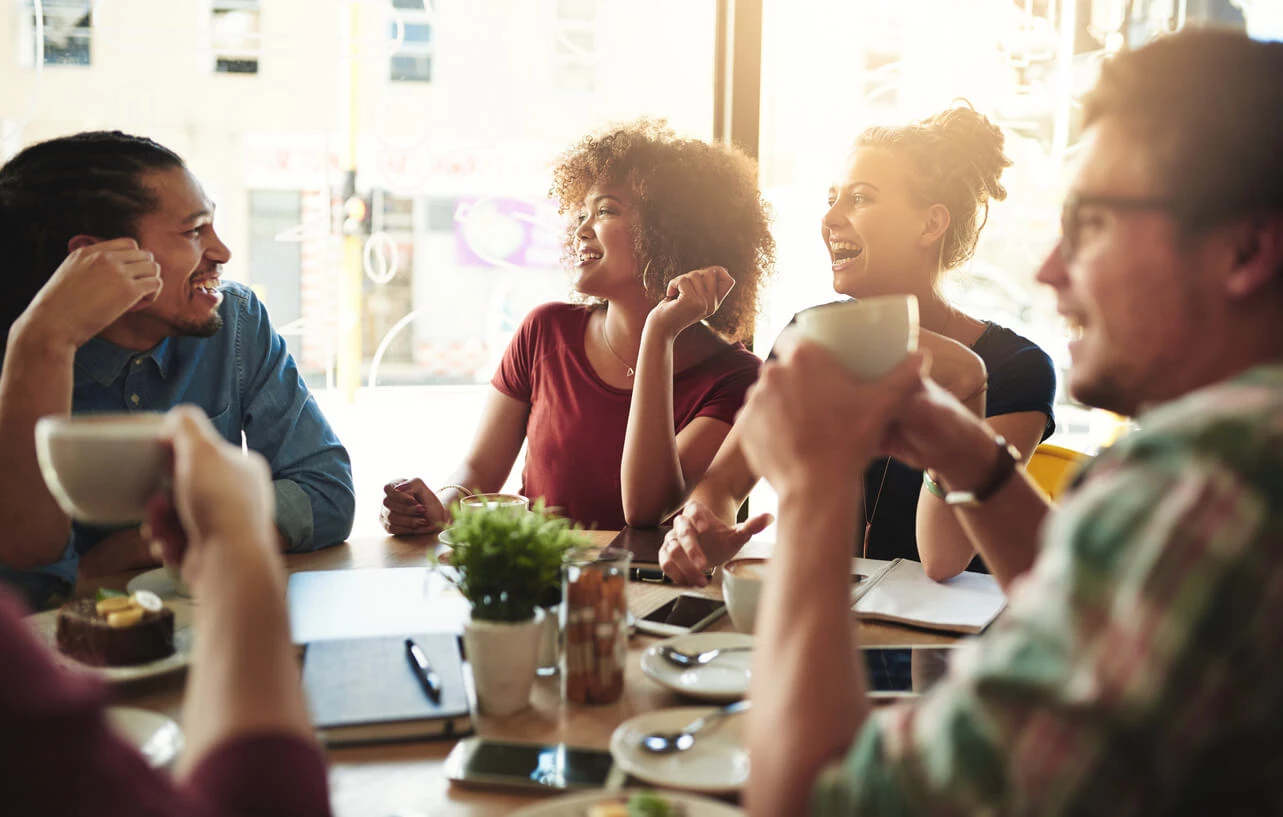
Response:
[1026,443,1091,500]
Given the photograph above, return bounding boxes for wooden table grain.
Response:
[85,531,956,817]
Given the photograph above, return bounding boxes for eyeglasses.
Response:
[1059,192,1184,261]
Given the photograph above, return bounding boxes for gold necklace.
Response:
[600,319,635,377]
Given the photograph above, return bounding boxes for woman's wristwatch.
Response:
[922,435,1022,508]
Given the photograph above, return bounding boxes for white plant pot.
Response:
[463,607,544,716]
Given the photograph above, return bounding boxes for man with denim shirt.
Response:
[736,29,1283,816]
[0,131,354,609]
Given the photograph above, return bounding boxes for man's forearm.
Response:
[0,325,77,568]
[77,527,158,579]
[747,480,871,816]
[273,471,354,552]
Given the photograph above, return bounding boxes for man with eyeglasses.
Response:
[739,28,1283,816]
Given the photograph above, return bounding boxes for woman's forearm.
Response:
[684,430,758,524]
[620,322,685,525]
[178,533,312,778]
[927,419,1054,590]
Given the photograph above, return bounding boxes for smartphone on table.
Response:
[862,645,956,700]
[444,737,619,792]
[634,592,727,637]
[609,525,715,584]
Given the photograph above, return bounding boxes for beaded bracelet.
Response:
[922,470,947,499]
[439,483,474,498]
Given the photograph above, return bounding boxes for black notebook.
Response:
[301,632,474,746]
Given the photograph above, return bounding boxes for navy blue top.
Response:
[772,315,1057,573]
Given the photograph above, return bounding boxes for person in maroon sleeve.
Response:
[381,119,775,532]
[0,406,332,817]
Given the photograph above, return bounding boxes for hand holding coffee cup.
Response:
[36,413,169,525]
[793,294,919,379]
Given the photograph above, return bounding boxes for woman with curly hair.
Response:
[381,120,775,532]
[660,104,1057,585]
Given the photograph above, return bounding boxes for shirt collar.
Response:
[75,336,174,384]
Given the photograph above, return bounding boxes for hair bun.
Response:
[922,101,1011,204]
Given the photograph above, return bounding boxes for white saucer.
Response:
[107,706,184,768]
[640,632,752,703]
[610,707,750,795]
[510,788,743,816]
[127,567,192,600]
[27,600,195,683]
[437,528,455,546]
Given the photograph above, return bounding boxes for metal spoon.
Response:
[640,700,751,754]
[657,643,753,668]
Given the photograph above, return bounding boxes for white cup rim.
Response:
[36,413,166,440]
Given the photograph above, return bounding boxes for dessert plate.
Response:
[107,707,184,768]
[127,567,192,600]
[26,599,195,683]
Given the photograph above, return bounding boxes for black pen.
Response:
[404,638,442,703]
[630,566,673,584]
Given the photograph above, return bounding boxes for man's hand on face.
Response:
[17,238,162,350]
[736,331,925,498]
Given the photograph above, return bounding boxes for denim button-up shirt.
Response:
[9,282,355,601]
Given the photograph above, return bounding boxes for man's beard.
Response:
[1071,372,1136,418]
[175,312,224,338]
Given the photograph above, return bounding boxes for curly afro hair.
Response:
[549,119,775,343]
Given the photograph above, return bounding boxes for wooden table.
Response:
[87,532,956,817]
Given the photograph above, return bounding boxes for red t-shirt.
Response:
[0,590,332,817]
[492,302,761,529]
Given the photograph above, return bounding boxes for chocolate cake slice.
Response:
[55,594,175,667]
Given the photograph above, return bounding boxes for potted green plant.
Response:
[437,500,583,715]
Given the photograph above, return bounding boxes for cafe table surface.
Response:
[81,531,957,817]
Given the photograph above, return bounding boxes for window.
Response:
[389,0,433,83]
[0,0,712,533]
[19,0,91,67]
[212,0,261,74]
[553,0,597,92]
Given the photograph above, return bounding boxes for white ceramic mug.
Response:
[794,294,920,378]
[721,557,768,634]
[458,492,530,510]
[35,413,169,524]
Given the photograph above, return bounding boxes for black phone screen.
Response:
[608,525,670,563]
[862,647,953,694]
[641,594,726,627]
[459,741,614,789]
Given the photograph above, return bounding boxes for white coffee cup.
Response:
[721,557,768,634]
[458,492,530,510]
[794,294,920,378]
[35,413,169,524]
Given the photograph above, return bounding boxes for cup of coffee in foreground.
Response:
[458,492,530,511]
[794,294,919,379]
[35,413,168,525]
[722,557,768,634]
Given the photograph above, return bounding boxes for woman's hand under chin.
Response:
[645,265,735,339]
